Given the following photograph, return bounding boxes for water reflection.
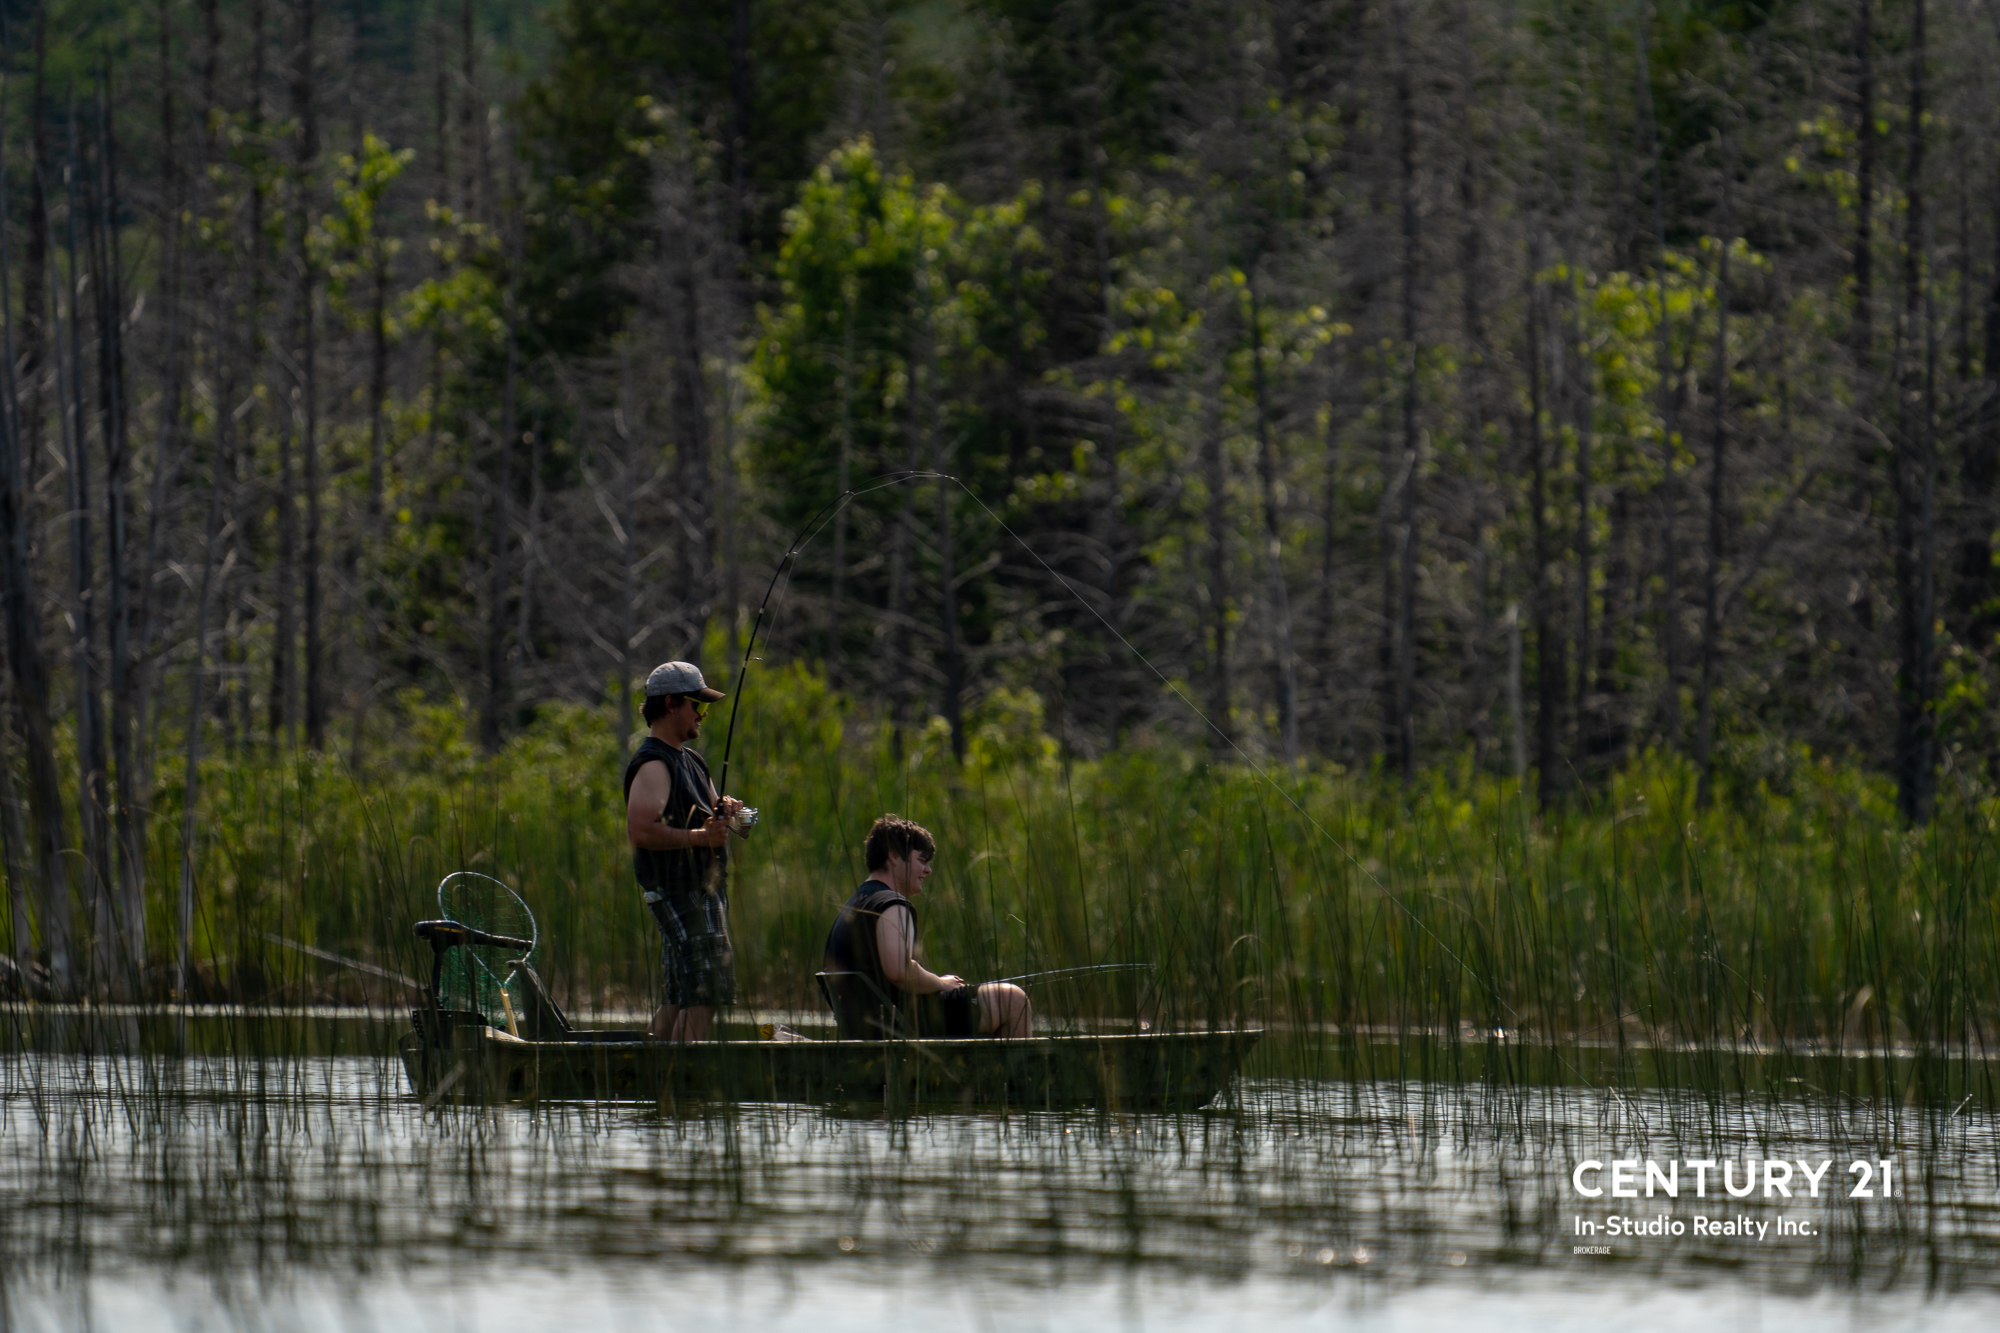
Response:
[5,1053,2000,1329]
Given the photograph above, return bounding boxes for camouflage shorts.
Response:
[643,887,735,1009]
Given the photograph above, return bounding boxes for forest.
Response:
[0,0,1996,1001]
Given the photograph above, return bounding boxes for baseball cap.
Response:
[644,661,726,702]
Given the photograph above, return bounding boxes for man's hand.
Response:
[718,796,744,819]
[693,815,731,848]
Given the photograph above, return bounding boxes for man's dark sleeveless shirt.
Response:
[622,738,725,896]
[822,882,914,1036]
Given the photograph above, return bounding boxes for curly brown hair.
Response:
[864,814,936,871]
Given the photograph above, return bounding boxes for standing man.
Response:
[624,661,750,1041]
[822,815,1031,1039]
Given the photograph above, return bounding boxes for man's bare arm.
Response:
[625,760,728,850]
[875,905,961,995]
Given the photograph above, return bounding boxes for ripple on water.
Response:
[4,1055,1999,1328]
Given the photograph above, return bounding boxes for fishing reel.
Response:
[728,806,760,832]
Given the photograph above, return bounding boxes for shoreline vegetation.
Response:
[5,664,1993,1065]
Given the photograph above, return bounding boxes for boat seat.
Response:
[508,960,573,1040]
[816,970,900,1040]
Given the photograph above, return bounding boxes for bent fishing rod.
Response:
[713,471,946,811]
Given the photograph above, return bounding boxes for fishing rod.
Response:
[995,963,1154,987]
[713,471,944,813]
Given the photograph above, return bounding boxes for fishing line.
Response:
[946,476,1642,1123]
[714,471,941,805]
[720,469,1493,1000]
[718,470,1563,1078]
[942,478,1501,1001]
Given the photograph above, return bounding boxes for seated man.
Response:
[822,815,1031,1040]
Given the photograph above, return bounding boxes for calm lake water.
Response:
[6,1027,2000,1330]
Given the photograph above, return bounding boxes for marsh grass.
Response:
[7,663,1998,1097]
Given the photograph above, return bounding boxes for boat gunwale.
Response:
[444,1025,1266,1053]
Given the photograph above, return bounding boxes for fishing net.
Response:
[436,871,538,1020]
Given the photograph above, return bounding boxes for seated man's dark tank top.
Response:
[822,882,914,1038]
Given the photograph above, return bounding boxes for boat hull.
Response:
[398,1023,1262,1111]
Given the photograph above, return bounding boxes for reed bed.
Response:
[7,665,1997,1076]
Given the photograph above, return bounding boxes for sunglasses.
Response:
[680,699,710,719]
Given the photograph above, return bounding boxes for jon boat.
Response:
[398,919,1262,1110]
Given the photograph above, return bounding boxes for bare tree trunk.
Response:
[935,462,963,762]
[58,112,112,992]
[348,164,389,764]
[1636,4,1682,746]
[1458,149,1486,432]
[1505,601,1525,786]
[674,222,714,644]
[23,9,48,497]
[1572,279,1596,770]
[1593,489,1633,766]
[887,386,919,741]
[482,266,518,752]
[271,402,294,743]
[1851,0,1875,362]
[730,0,752,253]
[1202,385,1231,753]
[295,0,324,749]
[829,298,854,686]
[1695,152,1734,809]
[1954,135,1971,384]
[1965,157,2000,648]
[1526,238,1561,809]
[92,77,143,990]
[179,364,229,998]
[617,371,636,742]
[459,0,479,217]
[1247,272,1298,765]
[886,482,916,741]
[1313,415,1341,755]
[218,2,260,767]
[720,381,742,665]
[0,705,29,980]
[516,425,543,688]
[367,258,387,523]
[432,0,452,210]
[423,0,453,513]
[250,0,294,749]
[133,0,188,977]
[1893,0,1935,824]
[1391,0,1419,781]
[200,0,220,122]
[0,111,72,997]
[918,267,962,760]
